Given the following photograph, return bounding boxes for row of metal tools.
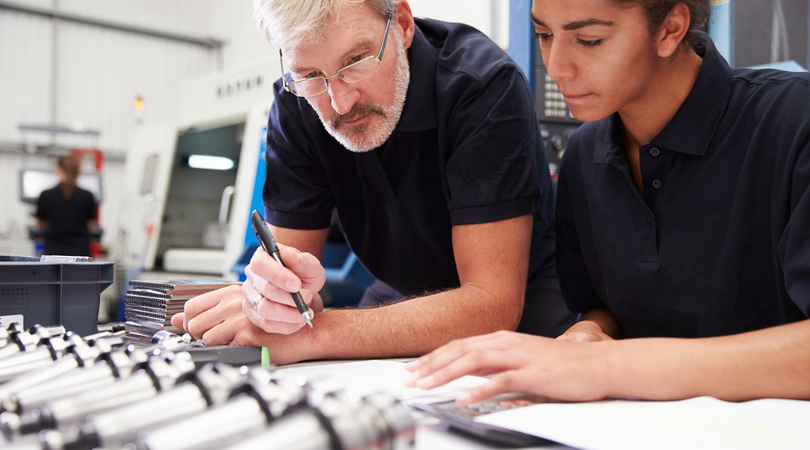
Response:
[0,323,415,450]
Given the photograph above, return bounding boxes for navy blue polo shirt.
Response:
[557,34,810,338]
[263,18,556,297]
[36,184,96,256]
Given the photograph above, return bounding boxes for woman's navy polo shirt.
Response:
[263,18,556,297]
[557,33,810,338]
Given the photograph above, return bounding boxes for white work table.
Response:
[279,359,810,450]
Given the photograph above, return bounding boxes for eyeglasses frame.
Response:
[279,12,393,97]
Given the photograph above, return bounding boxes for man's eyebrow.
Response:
[289,38,375,74]
[341,38,375,60]
[289,64,314,74]
[530,12,614,31]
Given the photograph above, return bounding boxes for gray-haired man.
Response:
[172,0,575,364]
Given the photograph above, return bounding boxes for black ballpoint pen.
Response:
[251,209,313,328]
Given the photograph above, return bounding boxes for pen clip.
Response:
[252,221,269,254]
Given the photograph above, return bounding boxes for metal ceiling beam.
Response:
[19,123,101,136]
[0,0,225,48]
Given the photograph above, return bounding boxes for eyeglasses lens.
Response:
[289,57,380,97]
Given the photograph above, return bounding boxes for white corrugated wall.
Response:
[0,0,238,252]
[0,0,217,151]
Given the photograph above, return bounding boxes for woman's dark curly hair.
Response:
[613,0,711,48]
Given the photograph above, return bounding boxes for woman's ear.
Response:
[655,3,691,58]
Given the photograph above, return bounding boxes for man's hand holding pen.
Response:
[241,242,325,335]
[170,223,326,345]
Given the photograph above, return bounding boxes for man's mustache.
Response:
[330,103,386,128]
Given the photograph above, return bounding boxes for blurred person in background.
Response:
[35,155,96,256]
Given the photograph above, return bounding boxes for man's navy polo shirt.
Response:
[556,34,810,338]
[263,18,556,297]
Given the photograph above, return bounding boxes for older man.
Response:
[171,0,575,364]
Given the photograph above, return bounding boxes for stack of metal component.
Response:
[0,323,416,450]
[124,279,238,347]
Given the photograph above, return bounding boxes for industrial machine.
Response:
[118,61,374,306]
[533,40,582,179]
[119,62,279,277]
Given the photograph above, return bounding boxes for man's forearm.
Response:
[601,319,810,401]
[257,283,522,364]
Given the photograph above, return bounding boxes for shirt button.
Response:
[647,215,652,224]
[652,179,662,189]
[650,147,660,157]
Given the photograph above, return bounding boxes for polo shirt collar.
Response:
[595,32,733,163]
[395,24,438,132]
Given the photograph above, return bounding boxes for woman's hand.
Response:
[404,330,611,404]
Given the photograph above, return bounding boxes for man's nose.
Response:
[327,77,361,115]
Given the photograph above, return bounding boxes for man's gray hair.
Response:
[253,0,396,50]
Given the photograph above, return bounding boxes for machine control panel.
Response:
[540,74,576,120]
[534,40,583,177]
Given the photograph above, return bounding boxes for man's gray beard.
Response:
[311,31,410,153]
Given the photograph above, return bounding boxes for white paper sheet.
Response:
[476,396,810,450]
[276,359,487,402]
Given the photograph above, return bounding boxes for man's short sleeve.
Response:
[443,65,540,226]
[262,82,334,230]
[779,124,810,317]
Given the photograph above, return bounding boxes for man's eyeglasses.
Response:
[280,12,393,98]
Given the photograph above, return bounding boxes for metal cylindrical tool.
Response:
[5,351,194,441]
[220,391,416,450]
[0,329,39,361]
[0,325,10,348]
[56,363,246,450]
[306,389,415,450]
[0,334,101,412]
[1,342,146,416]
[136,367,306,450]
[18,337,193,413]
[0,325,65,361]
[137,372,416,450]
[220,409,331,450]
[0,333,82,383]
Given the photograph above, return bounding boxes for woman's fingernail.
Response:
[286,279,299,291]
[416,375,434,389]
[403,373,418,385]
[404,360,419,370]
[456,392,472,404]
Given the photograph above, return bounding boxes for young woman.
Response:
[405,0,810,402]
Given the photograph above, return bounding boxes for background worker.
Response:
[35,155,97,257]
